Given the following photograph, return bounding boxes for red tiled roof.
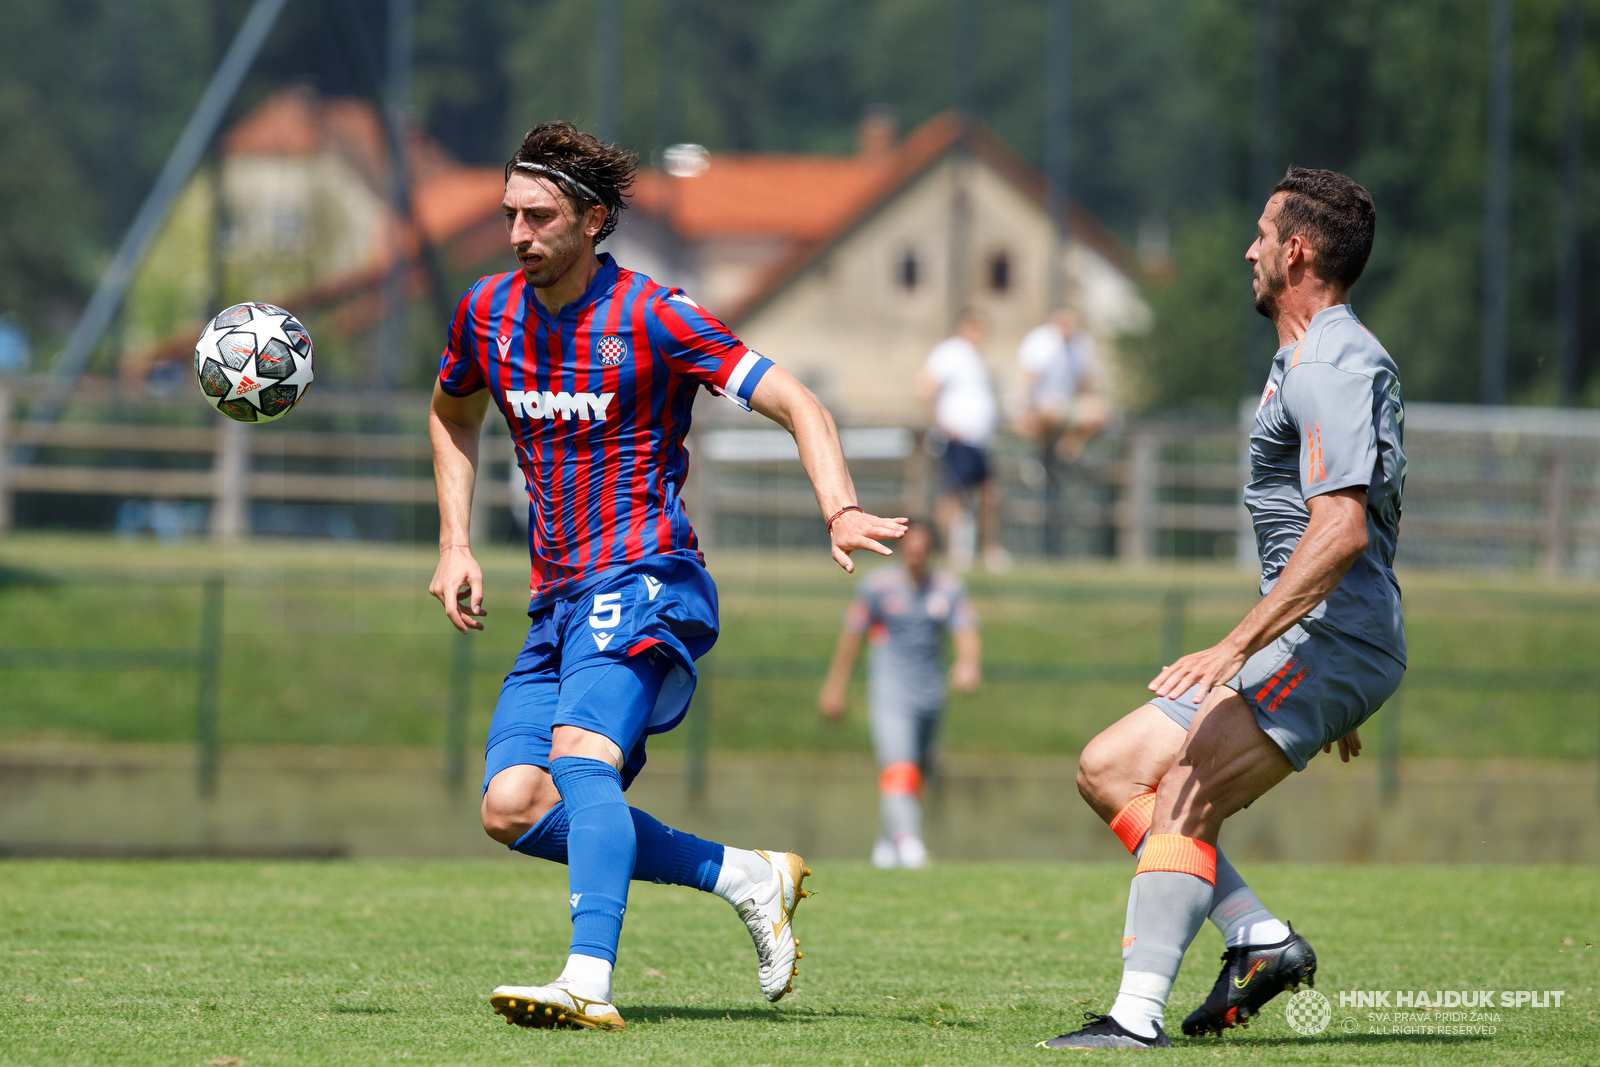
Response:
[631,154,897,241]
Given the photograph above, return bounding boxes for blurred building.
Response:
[126,92,1147,417]
[610,112,1150,425]
[123,86,502,376]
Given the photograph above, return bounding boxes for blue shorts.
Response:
[941,439,990,490]
[483,554,719,792]
[1149,620,1405,771]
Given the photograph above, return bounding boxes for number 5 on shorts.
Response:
[590,592,622,629]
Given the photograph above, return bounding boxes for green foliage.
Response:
[9,0,1600,402]
[0,860,1595,1065]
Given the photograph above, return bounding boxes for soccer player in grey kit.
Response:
[818,521,981,868]
[1039,168,1405,1049]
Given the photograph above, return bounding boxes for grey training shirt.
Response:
[845,566,977,713]
[1246,303,1406,662]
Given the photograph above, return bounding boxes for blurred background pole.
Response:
[596,0,620,143]
[947,0,978,332]
[656,0,678,152]
[377,0,413,391]
[108,0,140,377]
[953,0,978,119]
[1557,0,1583,408]
[195,575,224,798]
[20,0,290,443]
[1245,0,1279,395]
[1482,0,1512,405]
[205,0,229,318]
[447,629,471,792]
[1045,0,1072,310]
[1043,0,1072,557]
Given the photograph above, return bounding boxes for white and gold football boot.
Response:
[731,850,811,1002]
[490,980,626,1031]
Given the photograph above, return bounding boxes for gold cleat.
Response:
[490,983,626,1031]
[737,851,810,1002]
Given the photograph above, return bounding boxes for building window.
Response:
[988,251,1011,293]
[898,249,919,291]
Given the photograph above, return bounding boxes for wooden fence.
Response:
[5,383,1600,572]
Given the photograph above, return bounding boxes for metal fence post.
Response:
[1379,689,1401,806]
[1119,432,1155,564]
[1541,446,1570,577]
[212,420,249,540]
[447,628,472,791]
[195,574,224,797]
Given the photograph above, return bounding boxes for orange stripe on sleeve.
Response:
[1135,833,1217,884]
[1108,791,1156,854]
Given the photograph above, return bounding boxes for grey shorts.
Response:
[870,701,943,770]
[1149,621,1404,771]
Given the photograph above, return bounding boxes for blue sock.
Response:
[629,808,724,891]
[547,757,635,966]
[509,803,570,862]
[508,801,723,893]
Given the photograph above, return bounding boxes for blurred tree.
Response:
[8,0,1600,411]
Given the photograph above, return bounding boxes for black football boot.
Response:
[1036,1012,1173,1050]
[1180,922,1317,1036]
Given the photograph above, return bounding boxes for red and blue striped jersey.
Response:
[438,253,773,607]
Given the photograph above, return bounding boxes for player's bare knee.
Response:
[481,790,559,845]
[1076,731,1133,816]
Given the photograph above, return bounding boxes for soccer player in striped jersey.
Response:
[428,122,907,1032]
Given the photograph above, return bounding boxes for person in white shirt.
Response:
[1013,308,1111,554]
[916,310,1007,572]
[1015,307,1109,459]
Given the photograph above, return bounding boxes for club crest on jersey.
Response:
[598,334,627,366]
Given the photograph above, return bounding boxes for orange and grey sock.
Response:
[878,761,923,844]
[1210,852,1289,947]
[1109,834,1217,1039]
[1108,792,1285,949]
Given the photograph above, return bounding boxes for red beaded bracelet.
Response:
[826,505,863,534]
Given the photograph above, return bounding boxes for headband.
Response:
[514,161,600,202]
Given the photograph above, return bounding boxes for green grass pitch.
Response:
[2,860,1594,1065]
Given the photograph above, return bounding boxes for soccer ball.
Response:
[193,302,314,422]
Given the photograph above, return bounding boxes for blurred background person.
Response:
[818,520,981,869]
[917,311,1008,572]
[1012,308,1113,555]
[1014,308,1111,464]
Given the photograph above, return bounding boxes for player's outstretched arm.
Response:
[428,382,491,633]
[749,365,908,572]
[1150,487,1368,703]
[818,628,864,719]
[949,628,982,692]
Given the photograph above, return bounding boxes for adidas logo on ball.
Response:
[193,302,314,423]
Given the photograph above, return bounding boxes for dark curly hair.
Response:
[504,121,636,244]
[1271,167,1376,289]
